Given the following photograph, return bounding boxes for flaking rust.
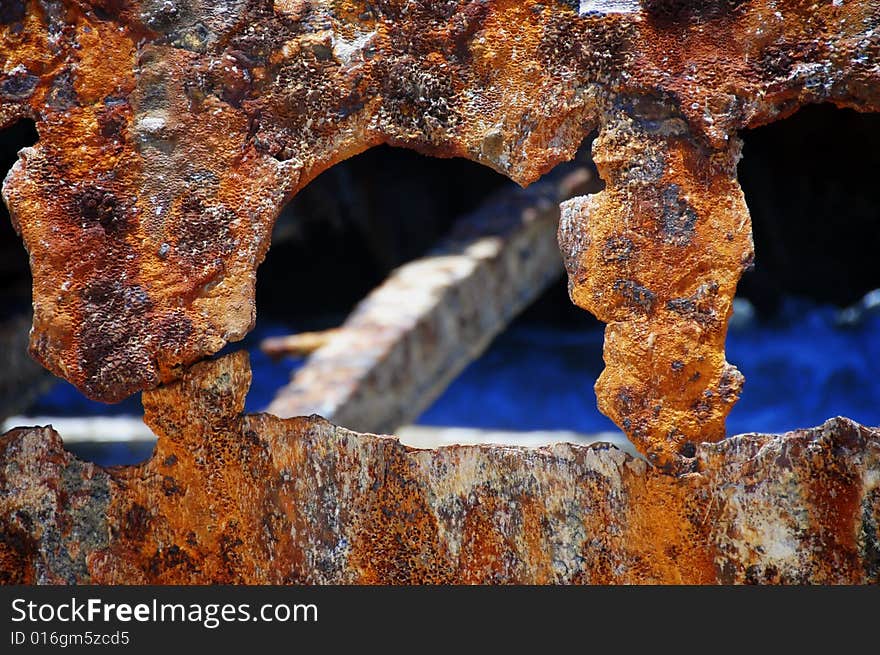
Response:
[2,1,879,466]
[1,353,877,584]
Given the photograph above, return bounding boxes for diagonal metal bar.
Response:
[267,165,600,434]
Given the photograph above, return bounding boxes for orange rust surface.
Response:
[1,352,878,584]
[559,113,752,468]
[2,2,880,466]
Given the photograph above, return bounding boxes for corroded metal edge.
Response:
[1,352,876,584]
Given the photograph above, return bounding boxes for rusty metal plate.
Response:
[2,1,878,465]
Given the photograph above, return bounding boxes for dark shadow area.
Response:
[737,104,880,315]
[256,145,514,326]
[0,118,37,315]
[64,440,156,468]
[0,119,51,421]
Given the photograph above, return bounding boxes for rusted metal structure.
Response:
[1,353,877,584]
[3,0,879,464]
[1,1,879,584]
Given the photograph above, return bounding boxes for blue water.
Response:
[725,299,880,433]
[421,298,880,434]
[27,296,880,436]
[417,325,616,432]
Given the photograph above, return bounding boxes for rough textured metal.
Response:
[3,2,879,465]
[1,352,877,584]
[268,165,597,434]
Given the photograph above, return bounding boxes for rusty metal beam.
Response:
[267,166,597,434]
[1,352,877,585]
[260,329,341,360]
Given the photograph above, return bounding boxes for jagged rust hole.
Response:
[255,141,612,446]
[254,143,611,442]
